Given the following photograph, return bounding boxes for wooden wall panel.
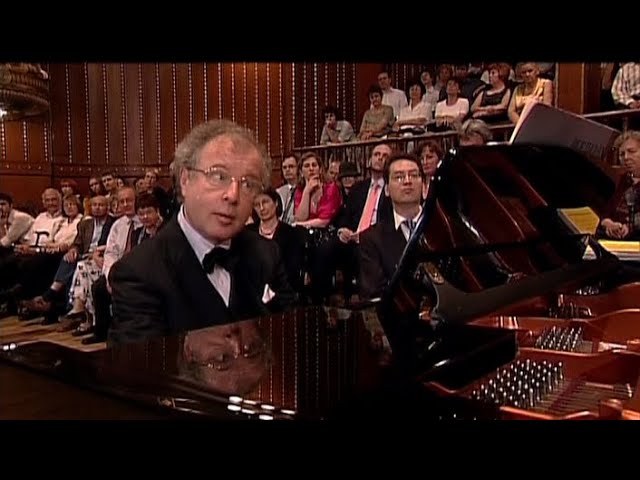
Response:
[141,63,159,165]
[190,63,205,127]
[2,61,592,206]
[157,63,175,169]
[174,63,192,151]
[48,64,68,165]
[87,63,107,172]
[124,64,142,172]
[67,63,88,165]
[105,64,124,168]
[3,122,25,167]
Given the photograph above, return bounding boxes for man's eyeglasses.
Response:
[187,167,263,196]
[390,172,422,184]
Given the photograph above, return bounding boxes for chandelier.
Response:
[0,63,49,121]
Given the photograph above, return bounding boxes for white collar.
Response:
[393,206,423,231]
[177,206,230,264]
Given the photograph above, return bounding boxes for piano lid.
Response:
[383,143,623,327]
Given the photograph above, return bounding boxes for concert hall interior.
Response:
[2,61,640,421]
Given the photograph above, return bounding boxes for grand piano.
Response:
[2,143,640,420]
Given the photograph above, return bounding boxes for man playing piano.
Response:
[108,120,296,345]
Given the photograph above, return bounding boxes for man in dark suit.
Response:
[108,119,297,345]
[315,143,393,303]
[359,152,425,300]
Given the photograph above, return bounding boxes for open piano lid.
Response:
[378,143,622,383]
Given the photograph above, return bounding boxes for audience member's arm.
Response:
[508,92,519,124]
[0,212,34,248]
[542,79,554,106]
[102,221,124,285]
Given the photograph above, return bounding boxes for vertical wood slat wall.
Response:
[1,62,446,205]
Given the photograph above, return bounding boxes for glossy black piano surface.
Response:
[1,305,511,420]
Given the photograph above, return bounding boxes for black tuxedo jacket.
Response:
[358,217,407,300]
[108,218,297,345]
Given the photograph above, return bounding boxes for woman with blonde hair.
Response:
[508,62,553,124]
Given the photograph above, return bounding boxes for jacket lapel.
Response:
[382,220,408,273]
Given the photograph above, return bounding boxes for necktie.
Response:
[406,219,416,235]
[202,247,233,273]
[123,220,135,254]
[282,186,296,223]
[357,183,381,233]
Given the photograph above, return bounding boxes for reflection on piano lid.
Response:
[0,307,406,419]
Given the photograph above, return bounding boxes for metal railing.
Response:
[290,108,640,175]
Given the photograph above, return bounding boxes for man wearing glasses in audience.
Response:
[108,120,296,345]
[358,152,424,301]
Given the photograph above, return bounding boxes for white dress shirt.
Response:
[0,209,34,247]
[178,206,232,307]
[103,214,142,281]
[393,207,423,241]
[24,210,63,246]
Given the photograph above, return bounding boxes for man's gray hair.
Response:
[459,119,493,143]
[172,119,272,201]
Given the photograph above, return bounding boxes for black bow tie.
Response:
[202,247,233,273]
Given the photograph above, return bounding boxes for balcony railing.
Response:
[291,108,640,175]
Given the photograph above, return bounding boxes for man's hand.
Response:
[337,228,354,244]
[64,248,78,263]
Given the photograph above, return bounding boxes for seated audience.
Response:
[598,131,640,240]
[319,106,354,145]
[359,85,395,140]
[249,188,305,294]
[471,63,512,123]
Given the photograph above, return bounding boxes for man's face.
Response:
[327,161,340,182]
[620,138,640,177]
[42,191,60,214]
[145,171,158,187]
[386,159,423,206]
[117,188,136,217]
[102,175,116,192]
[0,200,11,217]
[377,73,391,90]
[90,196,109,218]
[281,156,298,184]
[180,135,263,244]
[370,144,392,173]
[182,320,267,395]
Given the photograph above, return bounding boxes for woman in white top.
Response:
[434,78,470,130]
[46,194,84,253]
[393,79,432,134]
